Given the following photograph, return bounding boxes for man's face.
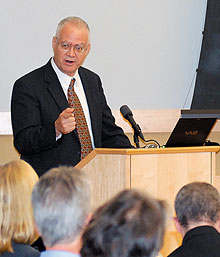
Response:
[52,23,90,77]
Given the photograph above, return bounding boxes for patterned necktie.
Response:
[67,78,93,159]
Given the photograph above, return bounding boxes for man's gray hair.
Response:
[55,16,90,42]
[175,182,220,228]
[32,166,91,247]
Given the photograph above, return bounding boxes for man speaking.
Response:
[11,16,132,176]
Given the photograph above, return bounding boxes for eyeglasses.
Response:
[56,38,88,54]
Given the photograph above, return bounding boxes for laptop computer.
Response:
[165,117,217,147]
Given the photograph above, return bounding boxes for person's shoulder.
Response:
[78,66,102,88]
[167,246,185,257]
[25,246,40,257]
[14,60,51,84]
[9,243,40,257]
[79,66,100,78]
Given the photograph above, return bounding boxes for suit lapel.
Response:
[43,60,79,140]
[43,60,69,112]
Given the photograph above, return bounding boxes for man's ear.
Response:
[215,220,220,233]
[85,212,93,227]
[173,217,183,235]
[52,36,57,51]
[214,212,220,233]
[34,222,41,236]
[85,43,91,57]
[33,222,41,242]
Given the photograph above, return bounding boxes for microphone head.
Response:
[120,105,133,119]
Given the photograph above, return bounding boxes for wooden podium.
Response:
[75,146,220,256]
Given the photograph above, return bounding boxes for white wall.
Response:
[0,0,207,111]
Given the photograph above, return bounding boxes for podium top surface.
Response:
[76,146,220,169]
[94,146,220,154]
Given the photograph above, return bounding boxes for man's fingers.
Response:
[64,107,74,113]
[61,108,74,119]
[63,112,74,119]
[55,108,76,135]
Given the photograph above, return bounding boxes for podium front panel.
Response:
[130,151,214,256]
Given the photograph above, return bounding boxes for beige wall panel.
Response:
[0,135,19,164]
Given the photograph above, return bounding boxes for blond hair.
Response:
[0,160,39,253]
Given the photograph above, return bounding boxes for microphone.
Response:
[120,105,144,140]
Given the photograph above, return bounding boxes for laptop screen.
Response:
[165,118,217,147]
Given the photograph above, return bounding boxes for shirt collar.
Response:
[40,250,80,257]
[51,58,79,86]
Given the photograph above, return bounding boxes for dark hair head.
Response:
[81,189,167,257]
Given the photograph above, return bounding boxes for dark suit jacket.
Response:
[2,242,40,257]
[11,60,132,176]
[168,226,220,257]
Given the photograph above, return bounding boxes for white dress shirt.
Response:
[51,58,95,148]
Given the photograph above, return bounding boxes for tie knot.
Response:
[70,78,75,86]
[68,78,75,91]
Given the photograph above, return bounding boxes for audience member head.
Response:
[0,160,39,253]
[81,189,167,257]
[32,166,91,251]
[174,182,220,236]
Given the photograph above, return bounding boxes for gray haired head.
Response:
[175,182,220,228]
[55,16,90,43]
[32,166,91,247]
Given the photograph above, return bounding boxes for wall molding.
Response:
[0,112,12,134]
[1,110,220,135]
